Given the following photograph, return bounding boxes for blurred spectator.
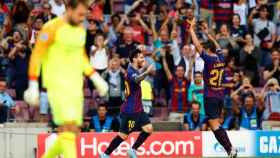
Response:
[89,104,119,132]
[89,0,105,22]
[188,71,204,115]
[223,57,235,116]
[140,45,155,116]
[0,0,9,28]
[213,0,234,29]
[85,16,102,55]
[220,108,236,130]
[233,94,264,130]
[239,33,261,86]
[0,79,15,123]
[41,3,56,23]
[263,49,280,83]
[216,24,239,50]
[162,48,190,121]
[39,90,49,122]
[12,0,30,25]
[49,0,65,17]
[141,78,153,116]
[177,44,204,79]
[8,30,30,100]
[102,57,125,116]
[128,13,152,44]
[29,15,44,47]
[276,2,280,48]
[233,0,248,26]
[106,13,121,48]
[183,101,207,131]
[249,5,276,66]
[90,33,109,74]
[231,76,257,105]
[199,0,214,27]
[115,26,139,67]
[230,14,247,47]
[260,78,280,129]
[1,15,12,39]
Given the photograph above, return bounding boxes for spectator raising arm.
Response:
[189,19,203,54]
[149,13,157,41]
[135,13,152,35]
[263,59,279,81]
[161,48,173,81]
[248,8,257,26]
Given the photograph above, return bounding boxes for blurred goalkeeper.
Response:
[24,0,108,158]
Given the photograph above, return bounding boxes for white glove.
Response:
[24,80,40,106]
[90,72,108,96]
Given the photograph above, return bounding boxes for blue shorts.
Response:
[204,97,223,119]
[119,112,151,135]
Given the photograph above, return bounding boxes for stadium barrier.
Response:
[37,131,280,158]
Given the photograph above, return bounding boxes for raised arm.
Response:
[189,19,203,54]
[161,49,173,81]
[149,14,158,40]
[248,8,257,26]
[136,14,152,34]
[126,0,143,14]
[202,23,221,50]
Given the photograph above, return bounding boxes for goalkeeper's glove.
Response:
[90,72,108,96]
[24,80,40,106]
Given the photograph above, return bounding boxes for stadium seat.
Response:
[84,88,92,98]
[14,101,30,122]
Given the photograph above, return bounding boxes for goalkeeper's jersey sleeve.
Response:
[29,17,94,90]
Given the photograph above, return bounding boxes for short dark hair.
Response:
[190,100,200,108]
[202,40,216,53]
[97,103,107,110]
[194,71,202,75]
[129,48,141,62]
[67,0,89,9]
[259,5,268,12]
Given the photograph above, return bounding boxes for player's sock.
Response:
[105,135,124,155]
[132,131,151,150]
[60,132,77,158]
[42,137,61,158]
[213,127,232,155]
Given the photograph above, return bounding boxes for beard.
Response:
[68,17,81,26]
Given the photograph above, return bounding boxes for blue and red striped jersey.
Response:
[120,65,144,114]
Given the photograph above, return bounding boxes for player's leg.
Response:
[132,113,152,150]
[205,97,235,156]
[101,114,130,157]
[43,89,83,158]
[127,113,152,158]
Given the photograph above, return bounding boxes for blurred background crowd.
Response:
[0,0,279,132]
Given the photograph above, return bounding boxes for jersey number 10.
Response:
[209,69,224,87]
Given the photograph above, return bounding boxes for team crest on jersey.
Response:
[40,33,49,41]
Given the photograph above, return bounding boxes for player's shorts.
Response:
[119,112,151,135]
[204,97,223,119]
[47,87,84,126]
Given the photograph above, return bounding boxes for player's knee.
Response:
[118,132,128,140]
[143,124,153,134]
[59,122,80,133]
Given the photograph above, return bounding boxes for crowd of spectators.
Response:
[0,0,279,132]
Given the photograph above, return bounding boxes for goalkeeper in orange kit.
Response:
[23,0,108,158]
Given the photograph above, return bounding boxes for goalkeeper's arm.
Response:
[83,52,108,96]
[25,24,54,106]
